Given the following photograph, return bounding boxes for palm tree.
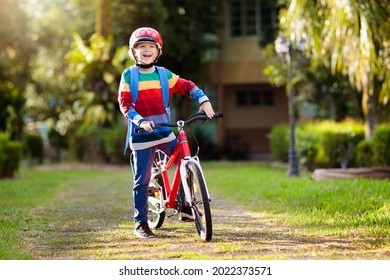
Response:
[281,0,389,139]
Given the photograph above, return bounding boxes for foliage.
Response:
[319,122,365,168]
[65,33,131,127]
[0,0,35,140]
[372,124,390,166]
[48,128,69,162]
[68,123,127,164]
[68,124,103,162]
[356,140,374,167]
[295,125,322,170]
[21,0,219,141]
[111,0,219,119]
[0,133,23,178]
[269,120,376,169]
[21,0,97,138]
[280,0,390,139]
[267,124,289,162]
[101,125,128,164]
[23,133,44,164]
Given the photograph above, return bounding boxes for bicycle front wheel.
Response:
[187,162,212,241]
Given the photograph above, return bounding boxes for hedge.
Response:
[24,133,44,164]
[68,124,127,164]
[268,121,389,170]
[0,133,23,178]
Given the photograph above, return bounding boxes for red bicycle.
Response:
[133,111,223,241]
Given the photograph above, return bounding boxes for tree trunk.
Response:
[95,0,111,38]
[362,79,378,140]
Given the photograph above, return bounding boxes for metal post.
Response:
[286,45,299,176]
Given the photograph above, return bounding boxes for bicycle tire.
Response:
[187,162,212,241]
[148,192,165,229]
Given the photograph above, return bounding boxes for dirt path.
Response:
[24,166,386,260]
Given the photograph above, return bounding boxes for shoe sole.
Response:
[179,217,194,222]
[133,229,155,238]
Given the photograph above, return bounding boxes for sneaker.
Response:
[179,206,194,222]
[134,222,155,238]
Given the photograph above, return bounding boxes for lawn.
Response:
[204,162,390,244]
[0,162,389,259]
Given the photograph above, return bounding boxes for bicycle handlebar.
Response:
[135,111,223,133]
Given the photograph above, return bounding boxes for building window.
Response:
[234,86,275,107]
[230,0,278,38]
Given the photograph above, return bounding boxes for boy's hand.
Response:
[140,120,155,132]
[199,101,215,119]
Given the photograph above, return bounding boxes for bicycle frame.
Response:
[142,111,223,240]
[155,121,207,209]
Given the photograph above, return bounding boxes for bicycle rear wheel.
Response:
[186,162,212,241]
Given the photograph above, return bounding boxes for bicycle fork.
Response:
[179,157,211,206]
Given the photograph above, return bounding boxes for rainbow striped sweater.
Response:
[118,66,209,150]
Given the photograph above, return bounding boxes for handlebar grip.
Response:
[135,127,145,133]
[213,112,224,118]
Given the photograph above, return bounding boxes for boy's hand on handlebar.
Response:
[199,101,215,119]
[140,120,155,132]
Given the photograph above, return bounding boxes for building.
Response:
[207,0,289,160]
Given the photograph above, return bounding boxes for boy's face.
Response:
[133,41,159,66]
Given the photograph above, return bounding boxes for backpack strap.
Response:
[124,66,139,155]
[155,66,169,109]
[130,65,139,104]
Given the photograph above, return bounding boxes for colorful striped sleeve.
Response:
[167,70,209,104]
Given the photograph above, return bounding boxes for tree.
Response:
[22,0,97,135]
[280,0,389,139]
[0,0,35,140]
[24,0,219,136]
[159,0,220,118]
[96,0,112,38]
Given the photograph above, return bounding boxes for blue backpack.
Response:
[124,65,170,154]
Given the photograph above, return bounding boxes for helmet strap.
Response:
[137,62,155,68]
[132,49,161,69]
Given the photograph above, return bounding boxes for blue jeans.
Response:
[131,140,177,224]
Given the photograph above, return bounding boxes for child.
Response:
[118,27,215,238]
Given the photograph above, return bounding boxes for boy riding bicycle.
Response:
[117,27,215,238]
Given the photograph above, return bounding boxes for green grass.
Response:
[0,167,130,259]
[204,161,390,242]
[0,162,389,259]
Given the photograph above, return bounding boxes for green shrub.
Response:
[372,124,390,166]
[356,140,373,167]
[296,124,321,170]
[48,128,69,162]
[0,133,23,178]
[268,124,289,162]
[101,125,127,164]
[269,120,366,169]
[69,124,105,162]
[24,133,44,164]
[68,124,128,164]
[311,120,364,168]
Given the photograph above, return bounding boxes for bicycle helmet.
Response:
[129,27,163,67]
